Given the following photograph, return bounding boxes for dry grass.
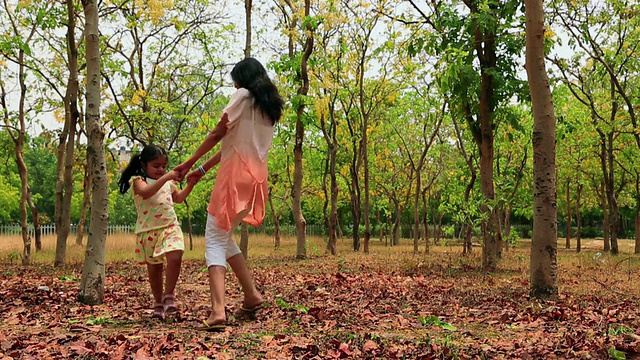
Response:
[1,233,639,299]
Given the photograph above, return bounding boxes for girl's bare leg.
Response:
[227,253,263,308]
[148,263,164,319]
[163,250,183,310]
[147,263,164,304]
[206,265,227,324]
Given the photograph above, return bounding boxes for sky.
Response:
[15,1,576,139]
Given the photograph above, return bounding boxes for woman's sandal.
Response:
[236,302,264,320]
[151,303,165,321]
[194,319,227,332]
[163,294,179,316]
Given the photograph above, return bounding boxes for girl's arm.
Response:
[133,170,179,200]
[174,113,229,178]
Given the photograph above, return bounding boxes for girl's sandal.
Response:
[151,303,165,321]
[163,294,179,315]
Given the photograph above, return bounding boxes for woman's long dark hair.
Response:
[230,57,284,125]
[118,145,167,194]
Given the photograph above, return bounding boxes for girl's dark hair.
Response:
[230,57,284,125]
[118,144,167,194]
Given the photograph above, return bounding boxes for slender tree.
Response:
[78,0,109,305]
[526,0,558,299]
[54,0,81,267]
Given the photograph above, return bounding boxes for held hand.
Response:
[168,169,182,179]
[173,162,193,182]
[186,170,203,185]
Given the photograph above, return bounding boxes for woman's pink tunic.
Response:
[207,88,274,231]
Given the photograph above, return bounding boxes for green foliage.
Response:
[275,298,309,313]
[418,315,457,331]
[607,325,634,336]
[608,347,626,360]
[6,252,20,264]
[57,275,81,282]
[85,315,116,326]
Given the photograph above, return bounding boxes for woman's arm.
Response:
[172,181,195,204]
[174,113,229,178]
[185,151,222,185]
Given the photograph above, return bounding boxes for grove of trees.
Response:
[1,0,639,302]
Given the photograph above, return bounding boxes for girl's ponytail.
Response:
[118,154,143,194]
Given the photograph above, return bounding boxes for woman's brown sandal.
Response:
[163,294,179,315]
[151,303,165,320]
[236,302,264,320]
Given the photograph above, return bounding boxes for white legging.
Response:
[204,213,243,267]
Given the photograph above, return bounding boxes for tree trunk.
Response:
[526,0,558,299]
[466,1,502,271]
[78,0,109,305]
[76,163,91,246]
[244,0,252,58]
[350,177,362,250]
[327,144,338,255]
[600,181,610,251]
[4,31,36,262]
[565,179,571,249]
[239,0,253,259]
[503,209,512,252]
[392,202,401,246]
[421,189,430,254]
[436,213,443,245]
[240,223,249,259]
[385,209,390,246]
[18,164,32,265]
[292,0,313,260]
[267,188,280,249]
[604,133,620,255]
[55,0,80,265]
[293,115,307,259]
[464,173,476,254]
[413,173,421,254]
[377,209,384,242]
[635,199,640,254]
[635,176,640,254]
[576,183,582,253]
[362,134,371,254]
[26,194,41,253]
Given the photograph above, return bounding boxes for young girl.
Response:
[174,57,284,331]
[118,144,196,321]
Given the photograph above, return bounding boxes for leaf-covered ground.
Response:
[1,240,640,359]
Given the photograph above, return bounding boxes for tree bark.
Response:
[565,179,571,249]
[600,181,610,251]
[421,188,430,254]
[267,187,281,249]
[576,183,582,253]
[636,176,640,254]
[240,223,249,259]
[78,0,109,305]
[76,163,91,246]
[526,0,558,299]
[292,0,313,259]
[239,0,253,258]
[55,0,80,266]
[1,27,38,263]
[466,4,502,271]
